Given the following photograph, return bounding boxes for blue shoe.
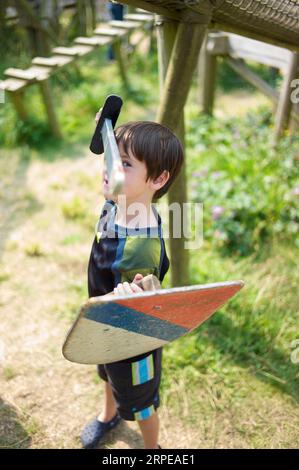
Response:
[81,414,122,449]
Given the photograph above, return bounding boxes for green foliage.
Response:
[162,241,299,405]
[217,58,282,92]
[61,196,86,221]
[0,45,159,148]
[187,108,299,256]
[25,243,45,257]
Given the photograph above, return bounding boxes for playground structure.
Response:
[1,0,299,288]
[0,8,154,139]
[125,0,299,288]
[199,31,299,136]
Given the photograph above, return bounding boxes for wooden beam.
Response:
[31,56,74,69]
[157,20,209,287]
[120,1,180,21]
[94,26,127,37]
[227,33,292,72]
[156,16,189,288]
[17,0,58,44]
[108,20,142,29]
[4,68,36,83]
[206,32,229,56]
[8,91,28,121]
[226,58,279,103]
[202,41,218,115]
[113,39,130,91]
[210,22,299,54]
[124,13,154,22]
[0,78,28,92]
[26,65,52,81]
[225,57,299,124]
[157,22,208,130]
[39,80,61,139]
[52,45,93,56]
[74,36,110,46]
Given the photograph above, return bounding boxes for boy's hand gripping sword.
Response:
[89,94,124,195]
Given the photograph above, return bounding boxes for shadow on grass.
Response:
[96,420,144,450]
[0,398,31,448]
[193,310,298,403]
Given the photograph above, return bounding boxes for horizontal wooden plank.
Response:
[5,66,51,83]
[52,45,95,56]
[108,20,142,29]
[26,65,51,81]
[84,35,112,46]
[32,56,75,68]
[136,8,153,15]
[93,26,127,37]
[52,46,80,56]
[50,55,74,66]
[74,36,109,46]
[124,13,154,22]
[0,78,28,92]
[227,33,292,71]
[4,68,36,82]
[32,57,59,68]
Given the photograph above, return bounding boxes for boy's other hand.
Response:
[113,273,144,296]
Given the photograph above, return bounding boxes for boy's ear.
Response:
[150,170,170,191]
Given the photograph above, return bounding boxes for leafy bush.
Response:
[187,108,299,256]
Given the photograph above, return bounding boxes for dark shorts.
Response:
[97,348,162,421]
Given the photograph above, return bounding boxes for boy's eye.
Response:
[122,160,131,168]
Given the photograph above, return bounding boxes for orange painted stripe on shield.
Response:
[117,285,242,330]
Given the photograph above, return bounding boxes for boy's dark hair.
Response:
[115,121,184,201]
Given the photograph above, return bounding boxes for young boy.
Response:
[81,116,184,449]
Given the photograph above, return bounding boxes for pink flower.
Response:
[192,169,208,179]
[211,171,222,180]
[212,205,225,220]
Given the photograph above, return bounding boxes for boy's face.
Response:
[102,142,152,204]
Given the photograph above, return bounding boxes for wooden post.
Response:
[89,0,97,32]
[38,80,62,139]
[76,0,87,36]
[17,0,58,45]
[113,39,130,91]
[156,15,189,288]
[197,31,207,109]
[202,40,217,115]
[8,91,28,121]
[156,16,177,95]
[156,18,209,287]
[274,52,299,142]
[0,0,6,32]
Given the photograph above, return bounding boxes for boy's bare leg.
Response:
[98,381,118,422]
[137,412,159,449]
